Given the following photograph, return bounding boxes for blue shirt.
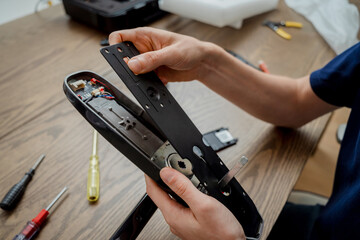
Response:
[310,42,360,240]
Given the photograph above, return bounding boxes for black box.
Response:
[63,0,167,33]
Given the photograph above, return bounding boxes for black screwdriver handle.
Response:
[0,172,33,210]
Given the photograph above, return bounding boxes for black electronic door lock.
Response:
[63,42,263,239]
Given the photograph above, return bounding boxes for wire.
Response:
[90,78,114,95]
[98,95,115,99]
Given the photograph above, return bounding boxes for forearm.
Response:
[109,28,336,126]
[198,43,332,127]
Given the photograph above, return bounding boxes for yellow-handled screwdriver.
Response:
[87,129,99,202]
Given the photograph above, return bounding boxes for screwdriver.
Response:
[87,129,99,202]
[13,187,68,240]
[0,154,45,210]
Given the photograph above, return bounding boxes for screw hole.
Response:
[123,57,130,63]
[147,87,160,101]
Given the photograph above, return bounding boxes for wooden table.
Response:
[0,1,335,239]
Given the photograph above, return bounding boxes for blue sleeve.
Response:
[310,42,360,108]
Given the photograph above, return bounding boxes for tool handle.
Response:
[284,21,303,28]
[275,28,292,40]
[0,173,32,210]
[32,209,49,226]
[87,156,100,202]
[13,221,40,240]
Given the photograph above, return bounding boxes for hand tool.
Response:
[13,187,68,240]
[263,20,303,40]
[0,154,45,210]
[87,129,100,202]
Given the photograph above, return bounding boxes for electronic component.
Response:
[91,87,104,96]
[0,155,45,211]
[69,79,86,91]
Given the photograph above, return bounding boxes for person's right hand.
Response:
[109,27,219,84]
[145,167,246,240]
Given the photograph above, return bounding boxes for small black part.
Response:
[100,38,110,46]
[203,127,238,152]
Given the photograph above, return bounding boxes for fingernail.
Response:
[128,58,141,73]
[160,168,174,184]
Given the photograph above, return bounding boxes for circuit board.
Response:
[67,77,163,157]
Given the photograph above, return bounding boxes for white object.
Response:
[0,0,62,25]
[159,0,279,29]
[285,0,360,55]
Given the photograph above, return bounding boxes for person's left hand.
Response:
[145,167,245,240]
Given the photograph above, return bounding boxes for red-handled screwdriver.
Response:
[13,187,68,240]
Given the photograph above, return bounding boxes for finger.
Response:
[127,47,177,74]
[109,27,163,52]
[160,167,207,209]
[109,28,139,45]
[144,175,183,213]
[145,175,199,234]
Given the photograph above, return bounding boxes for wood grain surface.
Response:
[0,1,335,239]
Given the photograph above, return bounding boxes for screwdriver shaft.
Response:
[92,130,98,156]
[31,154,45,171]
[46,187,68,211]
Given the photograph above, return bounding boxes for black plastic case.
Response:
[63,0,167,33]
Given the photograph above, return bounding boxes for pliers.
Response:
[263,20,303,40]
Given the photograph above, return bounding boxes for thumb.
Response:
[128,48,173,74]
[160,167,206,208]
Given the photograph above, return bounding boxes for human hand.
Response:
[145,167,245,240]
[109,27,219,84]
